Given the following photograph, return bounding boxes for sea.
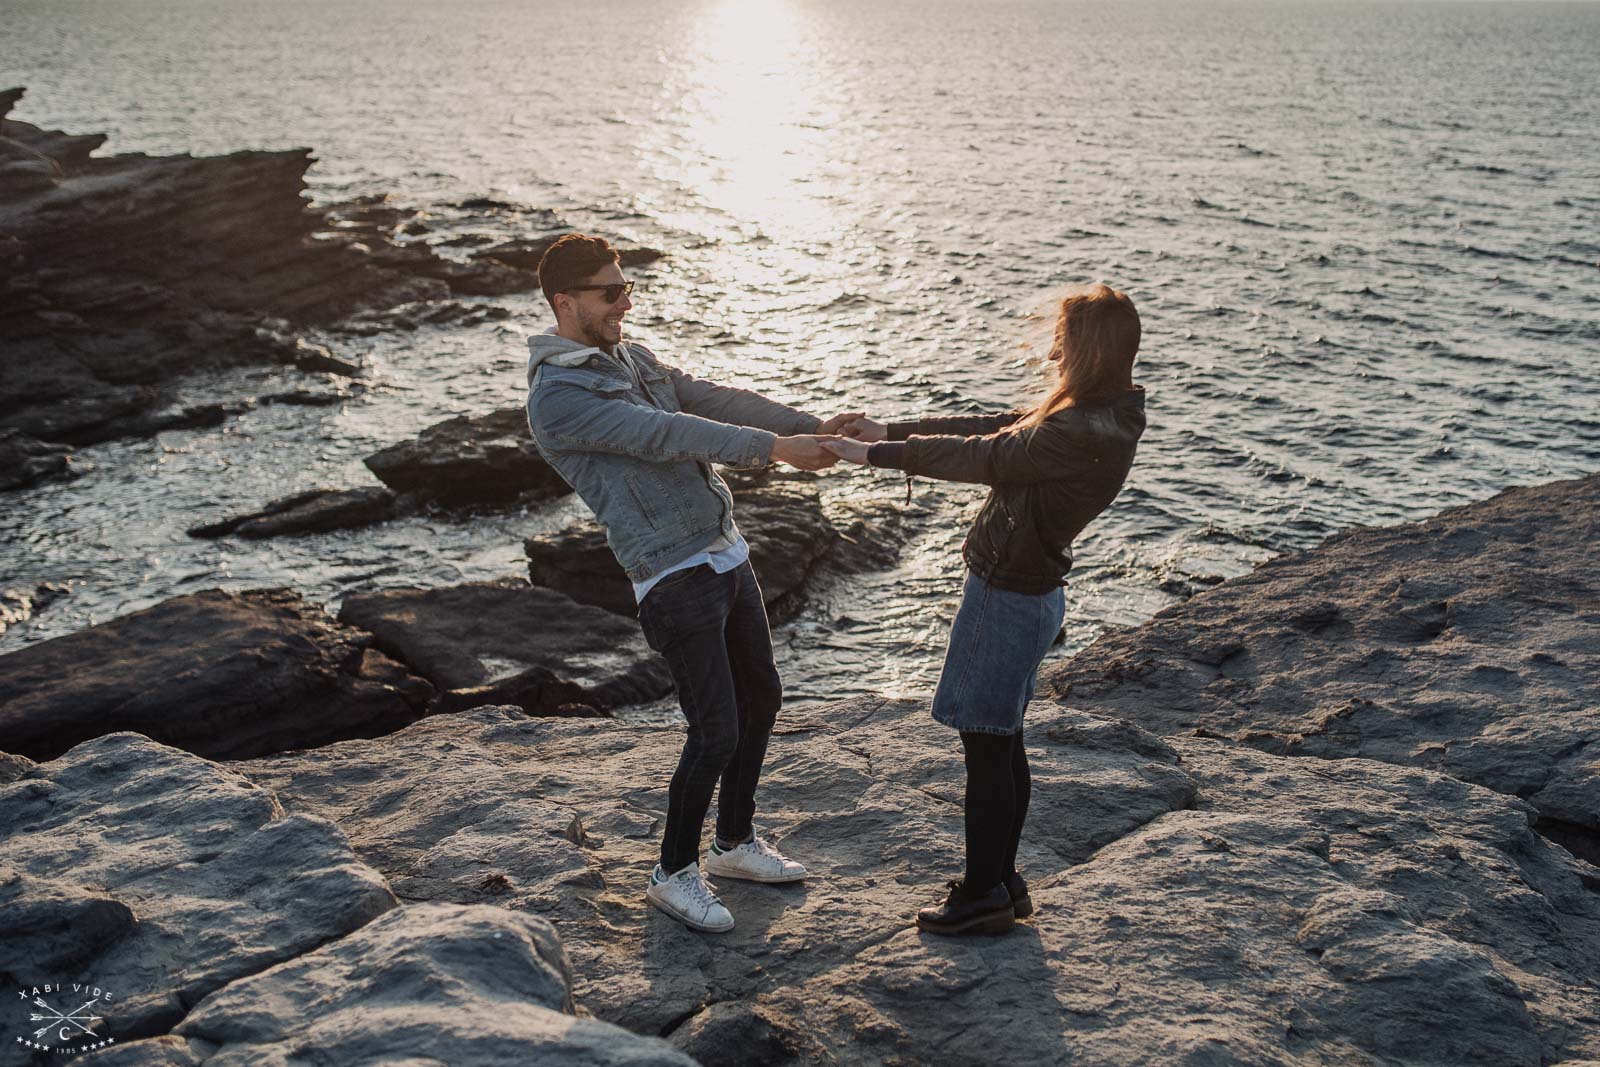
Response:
[3,0,1598,709]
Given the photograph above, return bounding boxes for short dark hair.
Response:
[537,234,619,311]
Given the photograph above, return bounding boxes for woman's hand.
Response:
[818,436,871,466]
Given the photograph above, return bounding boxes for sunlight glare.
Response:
[663,0,841,242]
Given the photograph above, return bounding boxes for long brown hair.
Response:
[1011,284,1140,430]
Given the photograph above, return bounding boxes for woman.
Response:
[821,283,1146,936]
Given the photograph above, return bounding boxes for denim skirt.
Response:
[930,571,1067,735]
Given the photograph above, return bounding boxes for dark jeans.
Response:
[960,729,1031,892]
[637,559,782,873]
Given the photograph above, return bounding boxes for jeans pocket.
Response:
[639,565,720,650]
[650,563,708,598]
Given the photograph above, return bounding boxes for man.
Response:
[525,234,854,933]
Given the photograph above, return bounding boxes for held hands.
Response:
[817,412,887,443]
[771,412,884,470]
[818,437,870,465]
[771,435,840,471]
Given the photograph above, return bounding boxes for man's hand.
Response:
[816,411,865,436]
[818,437,871,466]
[836,415,887,442]
[771,435,840,471]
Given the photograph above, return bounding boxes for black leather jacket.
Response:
[873,389,1145,594]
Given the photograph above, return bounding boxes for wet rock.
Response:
[242,698,1600,1065]
[187,486,397,540]
[0,588,434,762]
[0,89,498,450]
[364,406,570,508]
[257,387,355,407]
[335,299,513,334]
[475,236,664,273]
[0,733,398,1042]
[0,428,82,491]
[289,337,363,377]
[525,474,905,621]
[323,193,554,297]
[101,904,693,1066]
[83,398,254,443]
[523,531,634,616]
[1043,472,1600,838]
[361,235,538,296]
[337,580,671,714]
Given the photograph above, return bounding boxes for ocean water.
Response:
[3,0,1598,705]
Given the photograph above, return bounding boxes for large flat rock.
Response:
[243,699,1600,1064]
[186,486,397,540]
[0,735,694,1067]
[1045,473,1600,845]
[337,580,672,714]
[0,733,398,1048]
[0,588,433,761]
[93,905,694,1067]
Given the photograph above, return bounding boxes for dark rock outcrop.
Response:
[328,195,540,296]
[475,235,664,273]
[336,298,513,335]
[0,89,443,460]
[0,429,82,491]
[1043,472,1600,841]
[243,700,1600,1066]
[364,407,571,508]
[186,486,397,539]
[0,91,615,482]
[0,588,433,762]
[525,473,906,620]
[337,580,671,715]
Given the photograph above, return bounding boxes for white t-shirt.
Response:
[633,529,751,604]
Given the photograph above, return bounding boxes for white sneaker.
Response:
[646,862,735,933]
[704,832,807,884]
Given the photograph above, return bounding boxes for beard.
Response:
[576,306,621,352]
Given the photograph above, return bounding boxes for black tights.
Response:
[959,730,1030,893]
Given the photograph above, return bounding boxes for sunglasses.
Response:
[562,280,635,304]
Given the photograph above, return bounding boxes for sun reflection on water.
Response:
[647,0,844,245]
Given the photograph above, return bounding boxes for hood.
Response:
[527,328,606,384]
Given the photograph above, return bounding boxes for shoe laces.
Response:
[747,834,783,860]
[681,867,722,910]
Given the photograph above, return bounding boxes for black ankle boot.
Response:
[1006,872,1033,919]
[916,880,1015,936]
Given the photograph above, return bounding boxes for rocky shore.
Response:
[4,81,1595,1067]
[1042,472,1600,865]
[4,475,1596,1065]
[0,87,660,492]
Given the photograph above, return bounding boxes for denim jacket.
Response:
[525,330,820,581]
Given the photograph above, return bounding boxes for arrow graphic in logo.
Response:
[29,995,103,1042]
